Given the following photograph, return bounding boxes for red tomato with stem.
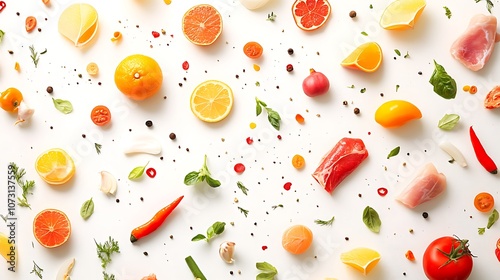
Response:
[423,236,474,280]
[91,105,111,126]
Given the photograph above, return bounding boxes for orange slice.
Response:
[182,4,222,46]
[33,209,71,248]
[380,0,426,30]
[0,232,17,267]
[282,225,313,254]
[292,0,331,31]
[58,3,98,47]
[190,80,233,122]
[340,247,381,275]
[35,148,75,185]
[341,42,383,73]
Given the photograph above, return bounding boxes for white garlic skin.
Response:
[219,241,236,263]
[15,101,34,125]
[239,0,273,10]
[100,171,117,195]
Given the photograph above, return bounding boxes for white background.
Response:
[1,0,500,279]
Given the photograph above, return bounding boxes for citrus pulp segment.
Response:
[33,209,71,248]
[380,0,426,30]
[190,80,233,123]
[35,148,75,185]
[292,0,331,31]
[182,4,223,46]
[340,247,381,275]
[341,42,383,73]
[58,3,99,47]
[282,225,313,254]
[114,54,163,101]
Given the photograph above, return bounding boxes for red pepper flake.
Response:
[0,1,6,12]
[277,135,282,140]
[405,250,415,261]
[146,167,157,178]
[182,61,189,70]
[262,245,268,250]
[377,187,388,197]
[246,137,253,144]
[283,182,292,191]
[152,31,160,38]
[234,163,245,174]
[295,114,305,124]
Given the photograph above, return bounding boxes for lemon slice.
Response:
[340,247,381,275]
[190,80,234,123]
[58,3,99,47]
[0,232,17,268]
[380,0,426,30]
[35,148,75,185]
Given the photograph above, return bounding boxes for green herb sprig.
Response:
[237,181,249,195]
[191,221,226,242]
[475,0,494,13]
[314,215,335,226]
[0,30,5,43]
[184,155,221,188]
[267,12,277,21]
[256,97,281,130]
[238,206,249,217]
[443,6,452,18]
[95,143,102,154]
[31,261,43,279]
[256,261,278,280]
[103,271,116,280]
[29,45,46,68]
[95,236,120,269]
[10,162,36,208]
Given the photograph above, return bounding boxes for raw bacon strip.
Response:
[312,138,368,193]
[396,163,447,209]
[450,14,498,71]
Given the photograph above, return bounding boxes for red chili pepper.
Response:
[146,167,157,178]
[470,126,497,174]
[377,187,388,197]
[0,1,6,12]
[130,195,184,243]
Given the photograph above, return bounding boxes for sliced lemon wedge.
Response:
[58,3,99,47]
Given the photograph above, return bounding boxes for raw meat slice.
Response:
[450,14,498,71]
[396,163,446,208]
[312,137,368,193]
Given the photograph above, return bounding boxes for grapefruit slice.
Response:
[292,0,331,31]
[58,3,99,47]
[33,209,71,248]
[182,4,222,46]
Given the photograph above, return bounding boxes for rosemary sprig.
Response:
[30,261,43,279]
[475,0,494,13]
[271,204,283,210]
[314,215,335,226]
[238,206,249,217]
[95,143,102,155]
[236,181,248,195]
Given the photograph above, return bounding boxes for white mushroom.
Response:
[219,241,235,264]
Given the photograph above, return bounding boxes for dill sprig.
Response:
[29,45,46,68]
[95,236,120,269]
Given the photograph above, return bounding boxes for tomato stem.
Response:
[437,235,474,268]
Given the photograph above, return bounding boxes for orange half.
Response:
[341,42,383,73]
[33,209,71,248]
[182,4,222,46]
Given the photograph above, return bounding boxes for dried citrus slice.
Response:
[58,3,98,47]
[35,148,75,185]
[190,80,233,122]
[0,232,17,267]
[33,209,71,248]
[380,0,426,30]
[341,42,383,73]
[340,247,381,275]
[282,225,313,254]
[292,0,331,31]
[182,4,222,46]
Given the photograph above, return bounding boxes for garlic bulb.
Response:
[239,0,273,10]
[56,258,75,280]
[219,241,235,263]
[14,101,34,125]
[100,171,117,195]
[123,134,162,155]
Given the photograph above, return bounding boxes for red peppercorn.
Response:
[234,163,245,174]
[262,245,268,250]
[277,135,282,140]
[246,137,253,144]
[286,64,294,72]
[283,182,292,191]
[182,61,189,70]
[146,168,157,178]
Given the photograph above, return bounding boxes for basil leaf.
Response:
[487,209,499,229]
[267,110,281,130]
[257,272,277,280]
[0,30,4,43]
[191,234,206,242]
[429,60,457,99]
[52,98,73,114]
[184,171,200,185]
[394,49,401,56]
[205,176,221,188]
[438,114,460,130]
[387,146,400,159]
[80,198,94,220]
[212,221,226,235]
[478,227,486,235]
[128,162,148,180]
[256,101,263,116]
[256,262,277,280]
[362,206,381,233]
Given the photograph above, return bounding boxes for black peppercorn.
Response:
[169,133,176,140]
[287,48,294,55]
[143,251,148,256]
[354,108,360,114]
[46,86,53,94]
[145,120,153,127]
[343,100,348,106]
[422,212,429,219]
[349,11,357,18]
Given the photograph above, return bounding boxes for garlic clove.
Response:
[219,241,235,264]
[123,134,162,155]
[100,171,117,195]
[56,258,75,280]
[14,101,34,125]
[439,141,467,167]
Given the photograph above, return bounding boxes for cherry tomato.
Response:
[485,85,500,109]
[496,238,500,262]
[375,100,422,128]
[0,88,23,112]
[423,236,473,280]
[25,16,37,32]
[91,105,111,126]
[474,192,494,212]
[243,41,263,59]
[292,154,305,169]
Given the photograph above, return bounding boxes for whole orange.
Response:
[282,224,313,254]
[114,54,163,101]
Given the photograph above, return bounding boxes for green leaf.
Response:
[363,206,381,233]
[256,262,277,280]
[257,272,277,280]
[211,221,226,235]
[429,60,457,99]
[438,114,460,130]
[0,30,4,43]
[191,234,206,242]
[394,49,401,56]
[184,171,200,185]
[128,162,149,180]
[478,227,486,235]
[267,109,281,130]
[256,99,263,116]
[52,98,73,114]
[487,209,499,229]
[80,198,94,220]
[361,31,368,36]
[205,176,221,188]
[387,146,400,159]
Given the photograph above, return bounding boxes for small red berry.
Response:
[283,182,292,191]
[234,163,245,174]
[286,64,294,72]
[152,31,160,38]
[246,137,253,144]
[182,61,189,70]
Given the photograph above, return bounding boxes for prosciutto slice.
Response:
[450,14,498,71]
[312,138,368,193]
[396,163,447,209]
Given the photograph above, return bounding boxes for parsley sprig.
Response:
[256,97,281,130]
[95,236,120,269]
[184,155,221,188]
[103,271,116,280]
[10,162,35,208]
